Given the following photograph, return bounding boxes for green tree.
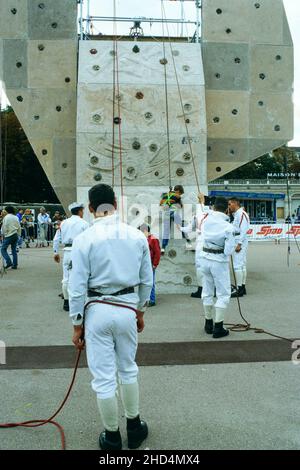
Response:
[0,106,58,203]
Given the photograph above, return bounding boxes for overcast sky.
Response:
[1,0,299,145]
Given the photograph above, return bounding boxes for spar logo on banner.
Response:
[256,225,283,238]
[286,226,300,237]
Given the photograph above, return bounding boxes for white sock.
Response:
[234,270,243,288]
[97,396,119,431]
[196,269,203,287]
[120,382,139,419]
[215,307,227,323]
[62,284,69,300]
[242,268,247,285]
[203,305,214,320]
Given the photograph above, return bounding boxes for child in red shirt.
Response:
[139,224,161,306]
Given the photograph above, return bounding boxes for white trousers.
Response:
[232,241,248,271]
[62,250,72,300]
[199,258,231,309]
[84,301,139,400]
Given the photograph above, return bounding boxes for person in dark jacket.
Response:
[139,224,161,306]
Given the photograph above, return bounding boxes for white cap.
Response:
[68,202,85,211]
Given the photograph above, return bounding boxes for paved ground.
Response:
[0,242,300,450]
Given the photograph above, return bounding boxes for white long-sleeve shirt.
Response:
[232,207,250,245]
[37,213,51,225]
[53,215,89,253]
[68,213,153,325]
[198,211,235,264]
[1,214,21,238]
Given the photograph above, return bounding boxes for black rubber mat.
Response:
[1,339,294,370]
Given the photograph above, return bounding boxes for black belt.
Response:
[64,243,72,247]
[203,247,224,254]
[88,287,135,297]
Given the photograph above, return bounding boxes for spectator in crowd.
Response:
[52,211,63,233]
[37,207,51,247]
[1,206,21,269]
[23,209,35,247]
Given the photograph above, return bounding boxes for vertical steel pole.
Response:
[79,0,84,40]
[87,0,90,35]
[195,0,200,43]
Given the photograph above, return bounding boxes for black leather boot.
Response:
[204,319,213,334]
[99,429,122,450]
[191,287,202,298]
[63,299,69,311]
[127,415,148,449]
[213,321,229,339]
[231,286,244,298]
[242,284,247,295]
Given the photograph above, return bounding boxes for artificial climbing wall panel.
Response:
[0,0,78,209]
[202,0,294,181]
[77,40,207,293]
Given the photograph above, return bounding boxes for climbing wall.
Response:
[77,40,207,292]
[0,0,78,208]
[202,0,294,181]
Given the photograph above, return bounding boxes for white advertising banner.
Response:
[248,225,300,241]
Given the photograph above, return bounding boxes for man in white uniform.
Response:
[180,194,211,298]
[68,184,153,451]
[53,202,89,311]
[228,198,250,298]
[198,197,235,338]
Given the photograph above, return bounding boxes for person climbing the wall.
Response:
[160,185,191,254]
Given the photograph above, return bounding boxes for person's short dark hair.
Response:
[228,197,241,205]
[139,224,150,233]
[214,197,228,213]
[5,206,15,214]
[89,184,116,213]
[71,207,82,216]
[174,185,184,195]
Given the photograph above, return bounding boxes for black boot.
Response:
[213,321,229,339]
[231,286,244,298]
[191,287,202,298]
[99,429,122,450]
[242,284,247,295]
[63,299,69,311]
[204,319,213,334]
[127,415,148,449]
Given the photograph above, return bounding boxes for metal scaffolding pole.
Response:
[87,16,197,25]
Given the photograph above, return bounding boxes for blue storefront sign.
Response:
[209,191,285,200]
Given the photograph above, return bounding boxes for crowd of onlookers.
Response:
[0,206,66,248]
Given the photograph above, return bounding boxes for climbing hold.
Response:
[258,100,264,107]
[38,3,45,9]
[135,91,144,100]
[34,115,40,121]
[234,57,241,64]
[254,3,260,8]
[259,73,266,80]
[275,55,282,61]
[114,117,121,125]
[42,149,48,156]
[93,65,100,71]
[94,173,102,181]
[216,9,222,15]
[176,168,184,176]
[56,106,62,112]
[185,118,190,124]
[215,73,221,79]
[226,28,232,34]
[132,140,141,150]
[16,62,22,68]
[62,163,68,168]
[90,48,98,55]
[93,114,102,123]
[132,45,140,53]
[160,58,168,65]
[65,77,71,83]
[149,143,158,153]
[90,156,99,165]
[51,22,58,29]
[168,250,177,259]
[16,96,23,102]
[183,65,190,72]
[183,275,192,285]
[183,152,191,161]
[184,103,192,112]
[127,167,136,176]
[274,125,281,132]
[144,112,153,120]
[207,146,212,152]
[154,171,159,176]
[38,44,45,51]
[230,149,235,155]
[216,166,222,172]
[232,109,238,115]
[213,117,220,123]
[10,8,17,14]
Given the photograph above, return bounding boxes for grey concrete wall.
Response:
[202,0,294,181]
[0,0,78,209]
